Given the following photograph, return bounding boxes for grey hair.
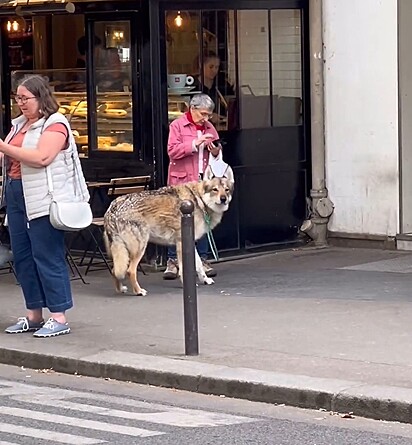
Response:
[189,93,215,112]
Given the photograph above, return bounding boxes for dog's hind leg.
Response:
[110,239,130,294]
[127,236,149,296]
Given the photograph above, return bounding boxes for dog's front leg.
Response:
[195,247,214,285]
[176,240,183,284]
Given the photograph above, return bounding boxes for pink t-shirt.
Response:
[7,123,68,179]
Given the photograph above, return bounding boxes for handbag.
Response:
[46,140,92,232]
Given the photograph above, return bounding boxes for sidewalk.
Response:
[1,246,412,423]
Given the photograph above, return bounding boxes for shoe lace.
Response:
[43,318,56,329]
[17,317,28,328]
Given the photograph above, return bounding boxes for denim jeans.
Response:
[167,235,209,260]
[5,179,73,313]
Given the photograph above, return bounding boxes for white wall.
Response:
[399,0,412,233]
[324,0,399,236]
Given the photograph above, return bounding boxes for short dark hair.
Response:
[18,74,59,118]
[77,35,102,56]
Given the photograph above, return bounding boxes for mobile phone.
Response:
[211,138,226,146]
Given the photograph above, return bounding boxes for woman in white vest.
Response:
[0,75,87,337]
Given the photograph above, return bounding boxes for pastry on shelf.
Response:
[113,142,133,152]
[75,135,88,145]
[102,108,128,118]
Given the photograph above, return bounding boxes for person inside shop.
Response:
[76,36,125,91]
[74,35,99,83]
[0,74,87,337]
[164,93,223,280]
[193,50,235,125]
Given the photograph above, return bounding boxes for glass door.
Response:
[86,14,140,158]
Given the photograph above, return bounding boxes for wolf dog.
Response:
[103,166,234,296]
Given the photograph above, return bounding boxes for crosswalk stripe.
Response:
[16,397,257,428]
[2,407,164,438]
[0,441,21,445]
[0,422,104,444]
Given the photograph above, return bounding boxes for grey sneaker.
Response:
[33,318,70,338]
[5,317,44,334]
[163,258,178,280]
[202,259,217,278]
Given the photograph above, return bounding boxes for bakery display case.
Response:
[56,91,133,157]
[11,69,134,158]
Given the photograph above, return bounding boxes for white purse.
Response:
[46,153,92,232]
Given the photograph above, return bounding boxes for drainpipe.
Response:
[300,0,334,246]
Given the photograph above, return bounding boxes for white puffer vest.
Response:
[0,112,90,221]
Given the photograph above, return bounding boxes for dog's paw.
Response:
[134,288,147,296]
[120,285,128,294]
[203,277,215,285]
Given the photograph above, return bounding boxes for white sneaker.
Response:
[163,258,178,280]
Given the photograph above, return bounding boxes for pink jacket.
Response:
[167,114,219,185]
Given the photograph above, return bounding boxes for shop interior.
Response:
[5,12,136,160]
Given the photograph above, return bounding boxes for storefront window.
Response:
[165,8,302,132]
[237,9,303,129]
[165,10,236,132]
[91,20,133,154]
[270,10,302,126]
[7,13,136,158]
[237,10,271,129]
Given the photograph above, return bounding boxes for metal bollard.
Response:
[180,199,199,356]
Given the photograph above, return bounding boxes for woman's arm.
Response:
[0,130,66,168]
[168,120,215,160]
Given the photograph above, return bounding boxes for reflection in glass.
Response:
[271,10,303,126]
[237,10,271,129]
[92,21,134,153]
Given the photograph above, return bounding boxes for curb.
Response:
[1,347,411,424]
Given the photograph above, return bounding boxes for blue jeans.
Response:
[5,179,73,313]
[168,235,209,260]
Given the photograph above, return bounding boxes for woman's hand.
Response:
[194,133,215,148]
[206,141,221,157]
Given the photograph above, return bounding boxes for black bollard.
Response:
[180,199,199,356]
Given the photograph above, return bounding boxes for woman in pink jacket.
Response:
[164,93,222,280]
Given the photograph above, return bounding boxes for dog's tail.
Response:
[103,227,129,280]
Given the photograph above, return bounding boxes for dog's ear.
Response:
[223,166,235,184]
[203,165,215,181]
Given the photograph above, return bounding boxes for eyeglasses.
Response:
[14,95,37,104]
[198,111,213,119]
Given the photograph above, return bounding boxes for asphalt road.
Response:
[0,364,412,445]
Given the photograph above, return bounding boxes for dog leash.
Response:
[187,187,220,261]
[204,213,219,261]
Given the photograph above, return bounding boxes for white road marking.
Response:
[0,423,104,444]
[0,378,261,444]
[2,407,164,438]
[0,379,257,428]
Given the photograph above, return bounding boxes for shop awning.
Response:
[0,0,76,14]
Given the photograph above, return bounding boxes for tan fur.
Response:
[103,166,234,295]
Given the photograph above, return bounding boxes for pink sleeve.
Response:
[44,123,69,150]
[167,120,195,160]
